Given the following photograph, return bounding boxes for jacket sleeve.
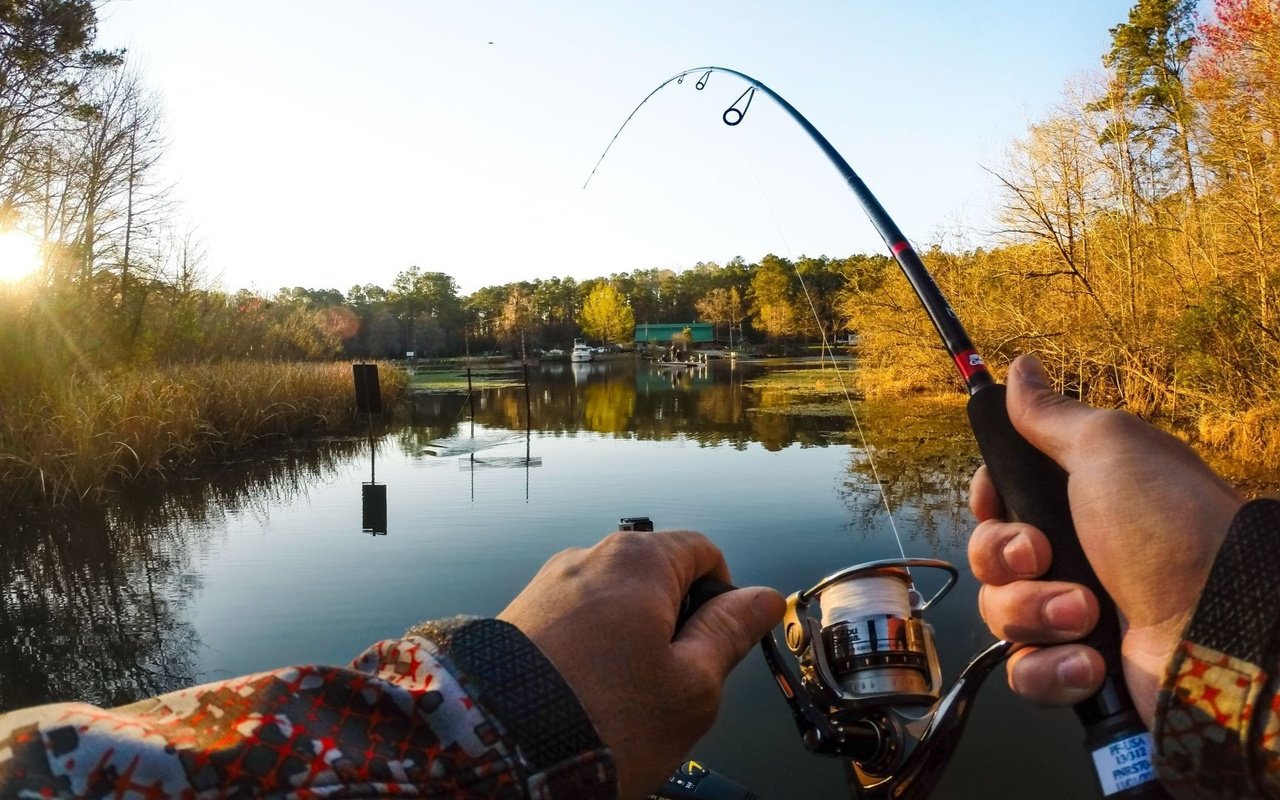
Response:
[1154,497,1280,799]
[0,616,617,799]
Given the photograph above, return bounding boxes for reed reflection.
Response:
[0,437,369,712]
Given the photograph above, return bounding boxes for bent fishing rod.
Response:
[592,68,1168,800]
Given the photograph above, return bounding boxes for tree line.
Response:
[286,254,885,361]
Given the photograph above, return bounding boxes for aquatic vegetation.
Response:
[409,366,525,391]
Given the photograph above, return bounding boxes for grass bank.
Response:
[0,361,407,505]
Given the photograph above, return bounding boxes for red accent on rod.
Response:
[954,349,988,381]
[891,240,911,255]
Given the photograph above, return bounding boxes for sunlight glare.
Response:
[0,231,41,283]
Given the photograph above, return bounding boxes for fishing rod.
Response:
[592,68,1168,799]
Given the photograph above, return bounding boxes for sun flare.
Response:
[0,230,41,283]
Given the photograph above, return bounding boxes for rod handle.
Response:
[967,384,1168,797]
[677,577,736,632]
[966,384,1118,654]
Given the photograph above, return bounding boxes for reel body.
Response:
[765,558,1013,798]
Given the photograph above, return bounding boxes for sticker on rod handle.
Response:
[1091,732,1157,795]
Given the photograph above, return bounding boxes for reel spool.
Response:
[783,559,955,713]
[764,558,1014,797]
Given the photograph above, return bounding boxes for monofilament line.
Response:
[735,140,907,561]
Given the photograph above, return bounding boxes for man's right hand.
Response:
[967,356,1242,724]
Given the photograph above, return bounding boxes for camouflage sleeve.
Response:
[0,617,616,799]
[1155,498,1280,799]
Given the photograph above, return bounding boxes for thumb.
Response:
[673,587,785,681]
[1006,355,1101,472]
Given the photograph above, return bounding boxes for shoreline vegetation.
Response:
[0,361,406,506]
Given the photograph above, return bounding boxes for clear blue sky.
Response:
[97,1,1140,295]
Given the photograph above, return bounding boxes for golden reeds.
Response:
[1197,405,1280,465]
[0,361,407,505]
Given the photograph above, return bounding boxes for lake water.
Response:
[0,358,1099,798]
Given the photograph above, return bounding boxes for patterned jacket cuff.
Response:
[1154,498,1280,798]
[406,616,617,799]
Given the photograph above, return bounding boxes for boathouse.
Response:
[633,322,716,346]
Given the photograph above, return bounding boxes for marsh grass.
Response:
[743,363,861,416]
[409,366,523,391]
[0,361,407,505]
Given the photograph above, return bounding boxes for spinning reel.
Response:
[655,556,1014,800]
[762,558,1013,798]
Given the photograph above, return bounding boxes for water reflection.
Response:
[400,360,850,451]
[0,437,370,711]
[839,398,983,552]
[10,359,1275,798]
[362,441,388,535]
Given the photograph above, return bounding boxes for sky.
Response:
[95,1,1140,296]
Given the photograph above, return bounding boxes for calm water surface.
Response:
[1,359,1096,798]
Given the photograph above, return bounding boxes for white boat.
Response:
[570,338,593,362]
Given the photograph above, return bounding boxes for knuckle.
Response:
[545,547,585,576]
[601,530,645,549]
[968,519,1001,558]
[1084,408,1140,442]
[981,583,1045,642]
[597,531,654,563]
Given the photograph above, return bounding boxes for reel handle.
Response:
[967,384,1168,797]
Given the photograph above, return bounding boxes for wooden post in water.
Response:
[467,366,475,439]
[522,336,533,503]
[523,363,532,426]
[522,330,532,430]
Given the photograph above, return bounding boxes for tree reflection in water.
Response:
[398,360,855,454]
[400,361,980,551]
[837,397,982,553]
[0,438,369,712]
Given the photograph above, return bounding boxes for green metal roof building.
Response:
[633,322,715,343]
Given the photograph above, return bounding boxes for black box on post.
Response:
[353,364,382,414]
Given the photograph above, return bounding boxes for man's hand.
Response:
[499,530,785,799]
[968,356,1242,724]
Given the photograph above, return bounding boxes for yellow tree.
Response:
[579,282,635,346]
[749,255,797,341]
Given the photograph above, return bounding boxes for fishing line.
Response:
[733,135,907,561]
[819,574,910,628]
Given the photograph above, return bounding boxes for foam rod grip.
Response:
[966,383,1120,659]
[677,577,736,633]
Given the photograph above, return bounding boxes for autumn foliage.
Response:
[843,0,1280,462]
